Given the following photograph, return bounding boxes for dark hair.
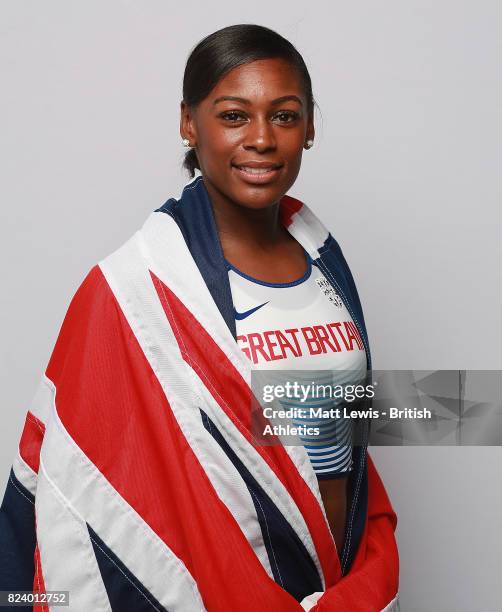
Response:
[181,24,317,178]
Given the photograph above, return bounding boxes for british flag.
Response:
[0,176,399,611]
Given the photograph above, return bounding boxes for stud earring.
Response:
[305,139,314,149]
[182,138,191,147]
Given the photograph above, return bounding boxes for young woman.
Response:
[0,24,399,611]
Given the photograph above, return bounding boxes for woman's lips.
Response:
[232,164,282,184]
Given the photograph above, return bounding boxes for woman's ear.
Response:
[180,100,197,146]
[306,114,315,145]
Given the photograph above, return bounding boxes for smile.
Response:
[232,165,282,184]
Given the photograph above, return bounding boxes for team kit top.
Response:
[227,248,367,480]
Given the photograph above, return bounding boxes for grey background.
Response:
[1,1,501,610]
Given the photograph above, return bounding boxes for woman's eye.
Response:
[273,111,299,123]
[220,111,247,122]
[219,110,299,124]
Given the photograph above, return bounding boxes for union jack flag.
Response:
[0,176,399,611]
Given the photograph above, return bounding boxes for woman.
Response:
[0,24,399,611]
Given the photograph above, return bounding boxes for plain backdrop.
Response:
[1,2,501,610]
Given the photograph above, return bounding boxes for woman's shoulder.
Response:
[54,221,148,342]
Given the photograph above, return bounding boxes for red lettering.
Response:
[276,330,300,358]
[347,321,364,350]
[301,326,322,355]
[328,322,351,351]
[263,330,282,361]
[326,324,342,351]
[236,335,251,360]
[344,322,360,351]
[284,328,303,356]
[247,333,270,364]
[313,324,339,353]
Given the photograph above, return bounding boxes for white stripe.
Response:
[36,458,112,612]
[99,233,274,580]
[11,374,56,497]
[99,209,330,585]
[27,374,55,426]
[300,591,400,612]
[284,197,330,258]
[381,593,400,611]
[41,378,206,612]
[300,590,324,610]
[313,446,351,460]
[12,453,37,496]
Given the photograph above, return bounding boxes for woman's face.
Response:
[180,58,315,210]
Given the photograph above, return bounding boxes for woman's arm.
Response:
[310,453,399,612]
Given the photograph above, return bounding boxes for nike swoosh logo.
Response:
[234,301,269,320]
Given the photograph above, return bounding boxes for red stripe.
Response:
[150,271,342,588]
[33,512,49,612]
[33,544,48,612]
[279,194,303,227]
[347,321,365,351]
[19,411,45,474]
[46,266,302,611]
[313,455,399,611]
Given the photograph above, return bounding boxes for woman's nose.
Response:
[243,116,276,152]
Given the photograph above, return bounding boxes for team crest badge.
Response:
[315,276,344,308]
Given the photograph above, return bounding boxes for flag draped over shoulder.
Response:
[0,177,399,611]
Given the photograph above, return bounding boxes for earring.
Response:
[305,139,314,149]
[182,138,191,147]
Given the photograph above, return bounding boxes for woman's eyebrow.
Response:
[212,95,303,106]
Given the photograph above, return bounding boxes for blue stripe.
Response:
[0,469,36,593]
[88,524,166,611]
[200,409,322,602]
[307,445,351,456]
[304,441,347,450]
[226,249,312,287]
[310,452,351,465]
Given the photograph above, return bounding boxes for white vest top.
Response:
[227,249,367,479]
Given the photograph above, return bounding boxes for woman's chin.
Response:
[229,188,284,210]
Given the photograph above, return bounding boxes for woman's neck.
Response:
[204,179,290,254]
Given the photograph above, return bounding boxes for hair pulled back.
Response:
[181,24,315,178]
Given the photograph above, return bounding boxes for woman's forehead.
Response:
[207,59,305,104]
